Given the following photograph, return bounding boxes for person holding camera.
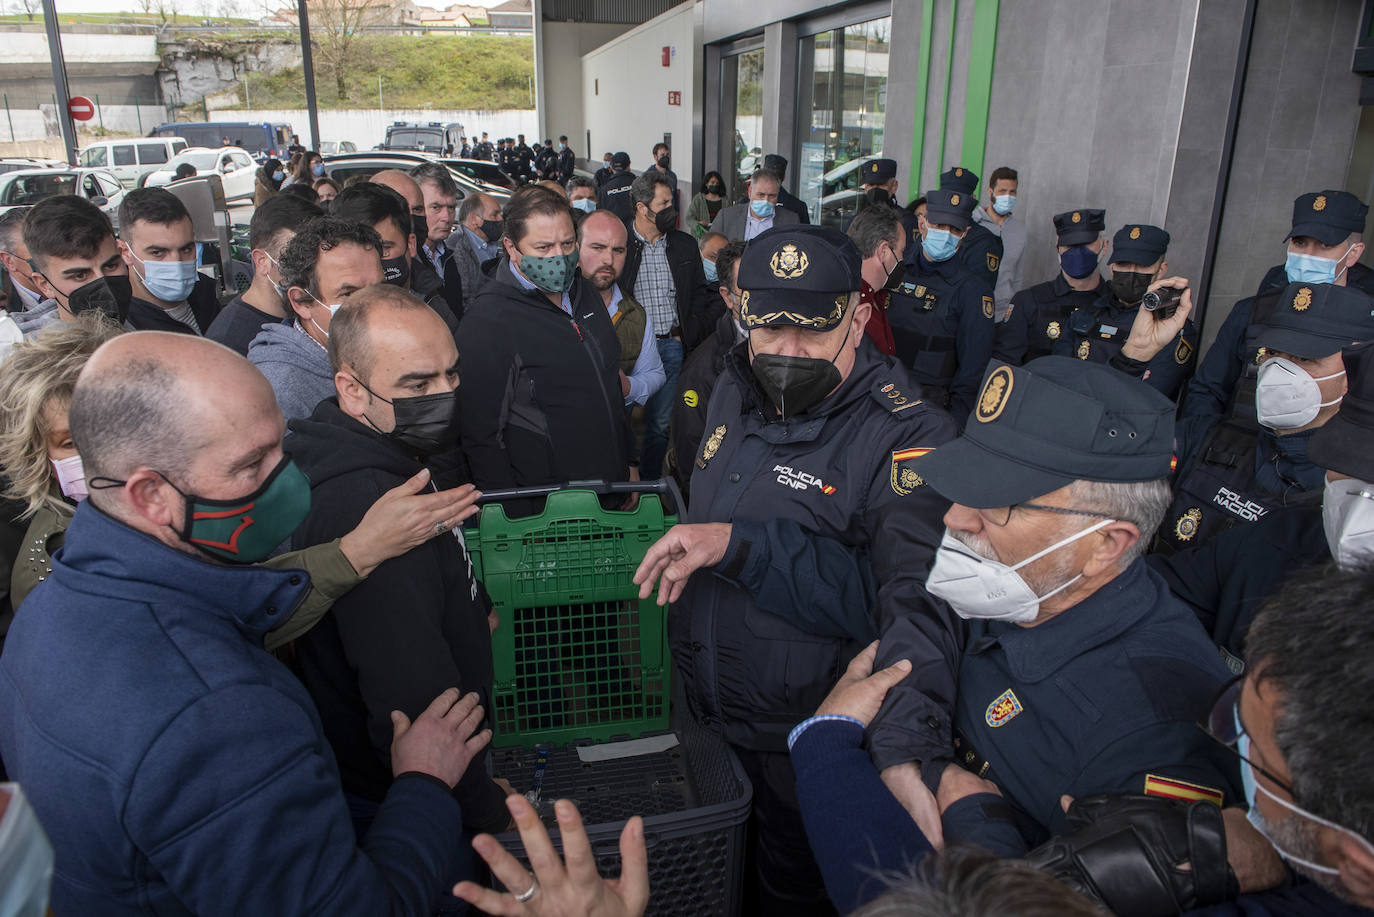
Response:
[1064,223,1199,401]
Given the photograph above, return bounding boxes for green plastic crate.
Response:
[467,489,677,749]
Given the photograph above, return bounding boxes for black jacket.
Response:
[457,259,631,493]
[286,398,507,832]
[408,254,463,333]
[669,310,740,500]
[206,292,283,356]
[597,171,636,224]
[126,275,222,335]
[622,228,724,352]
[777,186,811,224]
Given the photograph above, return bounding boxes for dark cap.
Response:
[862,158,898,185]
[923,189,976,231]
[763,153,788,173]
[939,166,978,196]
[1254,282,1374,359]
[737,225,861,332]
[1053,209,1106,246]
[1309,342,1374,480]
[611,151,630,169]
[912,357,1176,507]
[1286,190,1369,247]
[1109,224,1170,266]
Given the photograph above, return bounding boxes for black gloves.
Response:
[1023,793,1238,916]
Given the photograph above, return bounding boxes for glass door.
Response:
[719,44,766,204]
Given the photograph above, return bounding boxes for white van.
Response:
[78,137,189,188]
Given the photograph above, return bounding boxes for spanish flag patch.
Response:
[1143,774,1223,806]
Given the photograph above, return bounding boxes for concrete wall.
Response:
[582,2,700,196]
[541,20,635,161]
[207,108,538,151]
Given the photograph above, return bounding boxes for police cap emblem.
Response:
[1047,321,1061,340]
[1293,286,1312,311]
[955,167,963,177]
[1175,507,1202,541]
[1130,226,1141,240]
[769,243,809,280]
[1072,211,1082,223]
[951,193,960,206]
[976,365,1014,423]
[1314,194,1327,212]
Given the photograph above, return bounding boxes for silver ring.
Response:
[514,877,539,903]
[435,521,448,534]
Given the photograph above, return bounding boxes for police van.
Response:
[381,121,465,156]
[149,122,294,163]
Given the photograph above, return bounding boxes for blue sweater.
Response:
[0,501,467,915]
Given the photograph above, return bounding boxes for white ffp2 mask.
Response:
[1255,356,1344,430]
[1322,477,1374,568]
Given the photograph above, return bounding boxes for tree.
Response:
[310,0,390,101]
[17,0,39,22]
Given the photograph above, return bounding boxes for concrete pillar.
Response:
[761,19,798,185]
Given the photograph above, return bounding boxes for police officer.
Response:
[597,152,636,225]
[859,158,918,247]
[912,357,1240,856]
[1158,282,1374,555]
[1182,190,1370,421]
[938,166,1003,293]
[514,134,535,181]
[999,208,1110,365]
[886,188,996,423]
[633,224,960,917]
[1066,223,1199,401]
[497,138,518,182]
[762,153,810,224]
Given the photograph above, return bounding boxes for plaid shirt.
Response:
[632,228,678,334]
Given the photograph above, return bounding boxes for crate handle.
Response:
[475,478,684,516]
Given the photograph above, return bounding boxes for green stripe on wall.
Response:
[909,0,935,193]
[960,0,1000,182]
[933,0,958,194]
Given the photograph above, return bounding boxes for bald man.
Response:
[580,209,665,406]
[0,331,491,915]
[287,285,512,835]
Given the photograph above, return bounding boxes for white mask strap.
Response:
[1007,517,1116,574]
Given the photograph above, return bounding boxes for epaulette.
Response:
[871,380,924,414]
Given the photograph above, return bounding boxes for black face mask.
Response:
[61,273,133,323]
[653,206,678,234]
[353,375,459,456]
[480,218,504,243]
[411,212,429,242]
[880,246,906,291]
[657,155,671,170]
[706,183,723,195]
[1110,269,1154,306]
[382,255,410,288]
[749,320,851,419]
[866,187,894,209]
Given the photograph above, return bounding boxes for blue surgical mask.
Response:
[993,194,1015,216]
[750,200,776,219]
[1060,244,1100,279]
[272,170,285,182]
[571,198,596,214]
[131,254,198,303]
[1285,245,1352,285]
[311,163,324,177]
[922,228,959,263]
[703,259,718,283]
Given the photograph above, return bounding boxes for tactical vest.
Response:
[887,277,959,387]
[1068,302,1131,363]
[1155,420,1318,555]
[1025,282,1088,361]
[1227,288,1286,428]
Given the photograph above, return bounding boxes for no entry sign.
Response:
[67,96,95,121]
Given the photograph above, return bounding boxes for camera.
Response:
[1142,285,1186,319]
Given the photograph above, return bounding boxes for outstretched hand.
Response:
[632,523,731,605]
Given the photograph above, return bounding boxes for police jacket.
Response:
[673,341,962,770]
[456,260,631,492]
[1149,504,1328,666]
[597,171,636,225]
[1157,417,1324,555]
[999,273,1110,365]
[942,560,1241,856]
[1066,292,1199,401]
[956,221,1003,293]
[776,186,811,224]
[886,246,996,424]
[668,310,741,502]
[622,227,724,352]
[557,147,575,182]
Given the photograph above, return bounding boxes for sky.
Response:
[46,0,510,14]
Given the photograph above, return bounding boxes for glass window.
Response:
[719,47,766,202]
[796,17,892,228]
[98,174,122,197]
[81,146,107,167]
[137,144,169,165]
[112,145,136,166]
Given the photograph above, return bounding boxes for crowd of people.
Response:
[0,135,1369,917]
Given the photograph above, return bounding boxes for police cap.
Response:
[924,189,976,231]
[1110,224,1170,267]
[1053,209,1107,246]
[939,166,978,196]
[862,158,898,185]
[1286,190,1369,247]
[736,225,861,332]
[763,153,788,174]
[611,151,630,169]
[1253,282,1374,359]
[912,357,1176,507]
[1310,342,1374,481]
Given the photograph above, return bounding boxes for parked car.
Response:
[141,147,257,202]
[79,137,188,188]
[320,152,511,201]
[439,158,515,189]
[320,141,358,155]
[0,168,125,227]
[148,121,293,163]
[0,158,66,175]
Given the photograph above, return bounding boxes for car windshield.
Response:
[390,129,442,149]
[175,151,222,170]
[3,173,77,205]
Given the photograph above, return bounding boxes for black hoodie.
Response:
[286,398,506,832]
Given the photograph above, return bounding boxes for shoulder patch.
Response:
[872,381,924,414]
[890,447,932,495]
[1143,774,1224,807]
[982,295,994,319]
[1175,336,1195,365]
[986,252,999,272]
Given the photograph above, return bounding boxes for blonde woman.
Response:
[0,317,482,643]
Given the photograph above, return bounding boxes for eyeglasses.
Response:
[1196,676,1295,797]
[975,502,1117,528]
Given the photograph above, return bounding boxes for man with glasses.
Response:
[907,357,1241,856]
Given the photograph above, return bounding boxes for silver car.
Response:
[0,168,126,228]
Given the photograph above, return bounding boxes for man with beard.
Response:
[579,209,665,409]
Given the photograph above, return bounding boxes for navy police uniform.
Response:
[675,225,960,916]
[1159,283,1374,554]
[1182,190,1372,421]
[859,158,918,245]
[887,189,997,423]
[939,166,1003,293]
[763,154,811,225]
[999,209,1109,365]
[910,358,1240,856]
[1067,224,1199,401]
[597,152,636,226]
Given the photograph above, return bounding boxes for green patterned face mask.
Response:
[517,249,579,294]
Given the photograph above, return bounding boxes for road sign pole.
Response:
[41,0,78,165]
[296,0,322,151]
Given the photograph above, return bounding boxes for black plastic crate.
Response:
[491,720,751,917]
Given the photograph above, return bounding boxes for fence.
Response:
[0,102,170,144]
